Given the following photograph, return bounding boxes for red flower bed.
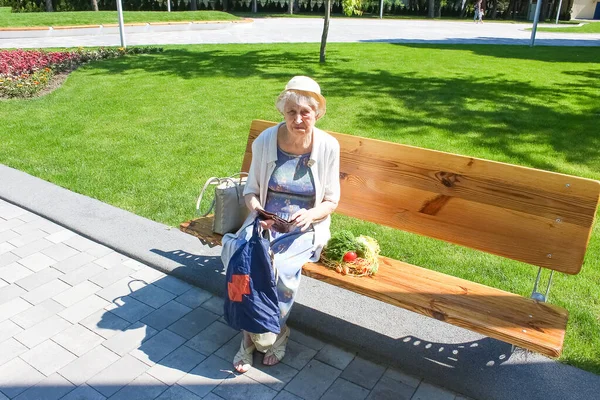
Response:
[0,49,80,76]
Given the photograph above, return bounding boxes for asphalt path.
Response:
[1,18,599,48]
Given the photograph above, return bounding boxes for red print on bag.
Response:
[228,274,251,302]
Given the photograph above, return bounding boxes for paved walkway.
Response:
[1,18,599,49]
[0,198,468,400]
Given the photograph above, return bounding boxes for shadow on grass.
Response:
[81,45,600,176]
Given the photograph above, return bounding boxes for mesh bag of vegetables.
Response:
[320,230,380,277]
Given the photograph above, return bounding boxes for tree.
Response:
[91,0,99,11]
[191,0,197,11]
[319,0,331,63]
[428,0,435,17]
[46,0,53,12]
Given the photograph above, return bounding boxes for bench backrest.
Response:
[242,120,600,274]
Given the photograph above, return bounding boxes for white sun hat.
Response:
[279,76,327,119]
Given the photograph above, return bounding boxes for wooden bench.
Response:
[181,119,600,358]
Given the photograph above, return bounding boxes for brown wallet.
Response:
[256,209,296,233]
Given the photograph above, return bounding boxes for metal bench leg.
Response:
[531,267,554,302]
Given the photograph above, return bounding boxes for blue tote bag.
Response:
[224,218,281,335]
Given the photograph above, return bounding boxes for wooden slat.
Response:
[302,259,567,358]
[241,120,600,274]
[180,216,223,247]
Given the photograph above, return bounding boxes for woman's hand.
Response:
[259,219,275,230]
[291,208,318,232]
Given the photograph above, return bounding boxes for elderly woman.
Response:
[224,76,340,373]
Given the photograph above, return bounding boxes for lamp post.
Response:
[116,0,126,48]
[555,0,563,24]
[530,0,542,47]
[379,0,384,19]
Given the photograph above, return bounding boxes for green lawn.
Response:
[1,43,599,373]
[537,21,600,33]
[0,7,239,27]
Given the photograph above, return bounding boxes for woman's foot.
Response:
[233,332,255,373]
[263,325,291,366]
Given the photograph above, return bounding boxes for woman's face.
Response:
[283,100,317,138]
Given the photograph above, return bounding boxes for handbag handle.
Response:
[196,172,249,217]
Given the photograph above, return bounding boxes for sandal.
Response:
[263,326,291,366]
[233,338,255,373]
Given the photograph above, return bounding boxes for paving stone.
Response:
[0,283,26,305]
[340,356,387,390]
[58,294,110,323]
[58,345,120,385]
[53,253,96,274]
[0,251,19,268]
[140,300,192,331]
[59,262,106,286]
[174,287,213,309]
[0,218,25,234]
[185,320,238,356]
[214,333,243,364]
[16,211,39,223]
[0,262,34,283]
[83,242,114,258]
[0,278,6,288]
[60,385,106,400]
[107,373,168,400]
[20,340,78,376]
[177,355,234,398]
[90,266,135,288]
[322,378,370,400]
[30,219,64,235]
[155,385,203,400]
[167,307,220,339]
[51,323,105,356]
[102,321,157,356]
[273,391,303,400]
[213,372,278,400]
[285,359,341,400]
[15,267,63,291]
[9,230,48,248]
[201,296,225,316]
[245,353,299,391]
[53,280,101,307]
[383,367,421,388]
[121,258,147,271]
[17,252,56,272]
[0,319,23,342]
[96,277,147,302]
[12,238,54,258]
[0,241,16,255]
[13,372,75,400]
[131,267,167,284]
[21,278,71,305]
[14,314,72,348]
[366,375,416,400]
[40,242,80,262]
[130,329,186,366]
[62,235,99,252]
[45,229,77,244]
[0,229,20,245]
[11,299,65,329]
[105,295,155,323]
[147,345,206,385]
[87,355,150,397]
[0,337,29,366]
[94,252,131,269]
[315,344,356,370]
[203,393,226,400]
[411,381,457,400]
[79,309,131,339]
[280,339,318,371]
[0,357,46,398]
[0,203,27,219]
[129,283,176,309]
[0,297,33,323]
[288,328,326,351]
[152,275,193,295]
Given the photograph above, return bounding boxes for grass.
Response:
[0,7,239,28]
[537,21,600,33]
[1,43,599,373]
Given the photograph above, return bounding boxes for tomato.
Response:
[343,251,358,262]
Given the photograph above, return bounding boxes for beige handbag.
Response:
[196,173,250,235]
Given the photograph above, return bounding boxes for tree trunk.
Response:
[491,0,498,18]
[319,0,331,63]
[191,0,197,11]
[252,0,257,12]
[428,0,434,17]
[288,0,293,14]
[46,0,53,12]
[436,0,441,17]
[222,0,228,11]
